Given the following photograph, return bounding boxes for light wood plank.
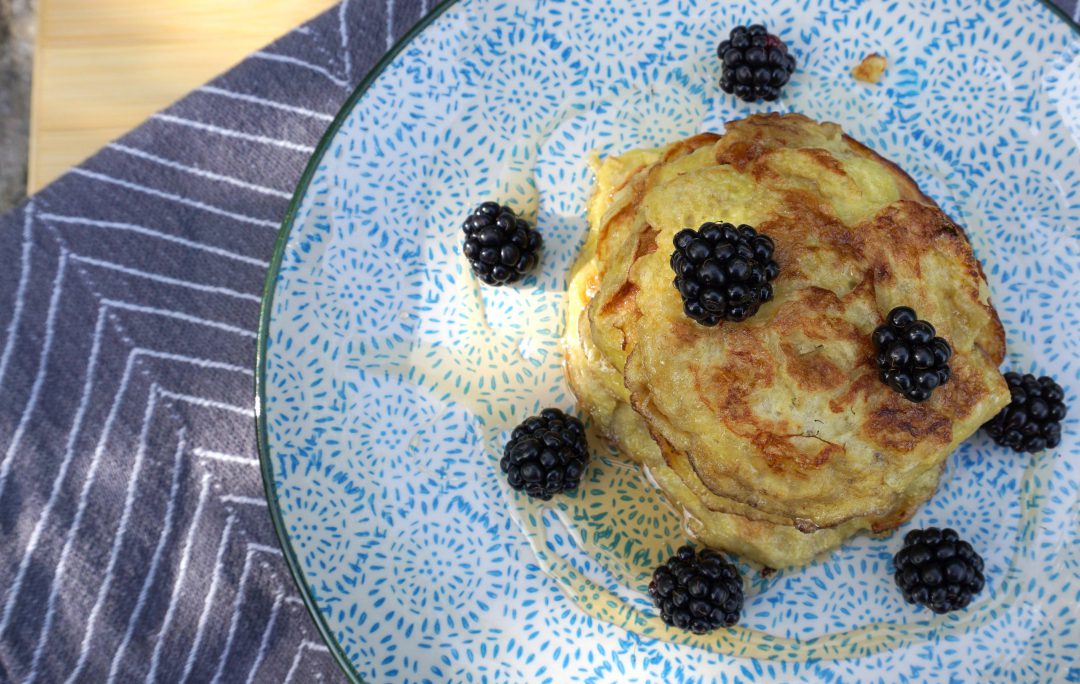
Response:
[29,0,338,192]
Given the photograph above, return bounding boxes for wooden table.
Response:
[29,0,339,192]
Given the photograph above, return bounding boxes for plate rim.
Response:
[255,2,459,681]
[253,2,1080,683]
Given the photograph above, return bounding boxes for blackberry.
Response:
[649,545,743,633]
[500,408,589,500]
[983,372,1067,453]
[461,202,542,286]
[893,527,985,614]
[670,222,780,326]
[872,307,952,403]
[717,24,797,102]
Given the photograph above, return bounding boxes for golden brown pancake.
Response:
[564,113,1009,567]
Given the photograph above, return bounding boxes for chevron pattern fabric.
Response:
[0,0,1076,682]
[0,1,438,680]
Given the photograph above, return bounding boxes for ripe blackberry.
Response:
[670,222,780,326]
[649,545,743,633]
[983,372,1067,453]
[717,24,797,102]
[500,409,589,501]
[461,202,542,286]
[893,527,985,614]
[872,307,952,403]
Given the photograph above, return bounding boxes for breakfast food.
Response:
[564,113,1011,568]
[872,306,954,403]
[893,527,985,614]
[500,408,589,500]
[717,25,797,102]
[462,202,542,285]
[983,373,1068,453]
[670,222,780,324]
[649,545,744,633]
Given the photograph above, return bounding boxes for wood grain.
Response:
[29,0,338,192]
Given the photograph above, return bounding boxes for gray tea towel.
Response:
[0,1,435,680]
[0,0,1076,682]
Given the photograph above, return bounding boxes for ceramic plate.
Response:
[256,0,1080,681]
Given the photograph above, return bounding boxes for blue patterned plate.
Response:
[256,1,1080,681]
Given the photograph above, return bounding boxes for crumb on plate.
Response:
[852,53,887,84]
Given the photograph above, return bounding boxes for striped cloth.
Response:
[0,0,1075,682]
[0,1,434,681]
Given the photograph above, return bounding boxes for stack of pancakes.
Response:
[564,113,1010,568]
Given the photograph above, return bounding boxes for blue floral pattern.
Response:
[263,0,1080,681]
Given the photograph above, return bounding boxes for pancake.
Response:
[564,113,1010,567]
[566,229,863,568]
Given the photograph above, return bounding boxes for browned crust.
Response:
[840,134,930,205]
